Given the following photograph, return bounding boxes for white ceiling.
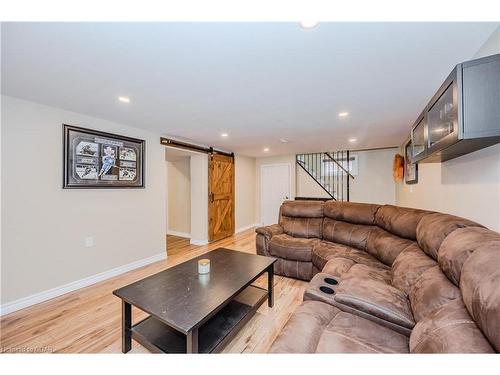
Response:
[2,22,498,157]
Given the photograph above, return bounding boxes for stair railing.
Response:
[296,151,354,201]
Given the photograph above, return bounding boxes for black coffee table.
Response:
[113,248,276,353]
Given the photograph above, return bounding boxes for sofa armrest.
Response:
[333,276,415,332]
[255,224,284,240]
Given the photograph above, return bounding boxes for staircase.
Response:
[296,151,354,201]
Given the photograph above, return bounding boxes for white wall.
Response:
[396,144,500,231]
[396,26,500,232]
[190,153,209,244]
[167,158,191,235]
[350,149,397,205]
[296,166,331,199]
[1,96,167,305]
[235,155,256,231]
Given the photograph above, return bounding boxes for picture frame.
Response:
[404,137,418,184]
[63,124,145,188]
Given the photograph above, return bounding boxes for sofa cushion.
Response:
[416,212,483,260]
[375,205,431,241]
[280,216,323,238]
[409,266,461,322]
[347,264,392,284]
[323,201,380,225]
[322,257,357,278]
[317,311,409,353]
[366,226,415,266]
[312,241,387,271]
[438,226,500,286]
[270,300,339,353]
[268,234,318,262]
[280,200,324,218]
[391,243,437,295]
[460,243,500,352]
[334,275,415,332]
[409,299,494,353]
[270,300,409,354]
[322,217,373,251]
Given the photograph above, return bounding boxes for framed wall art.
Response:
[404,137,418,184]
[63,124,145,188]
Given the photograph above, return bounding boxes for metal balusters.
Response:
[296,151,354,202]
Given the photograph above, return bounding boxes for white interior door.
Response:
[261,164,291,226]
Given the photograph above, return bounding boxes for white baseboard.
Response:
[0,252,167,317]
[236,223,259,233]
[167,230,191,239]
[190,238,209,246]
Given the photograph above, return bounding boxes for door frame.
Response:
[260,163,292,225]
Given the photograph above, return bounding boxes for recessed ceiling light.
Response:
[338,112,349,118]
[221,133,228,137]
[348,138,357,143]
[300,21,319,29]
[263,147,270,152]
[118,96,130,103]
[279,138,289,143]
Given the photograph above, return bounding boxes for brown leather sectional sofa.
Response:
[255,200,500,353]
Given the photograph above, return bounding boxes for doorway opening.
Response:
[165,147,210,257]
[166,148,192,255]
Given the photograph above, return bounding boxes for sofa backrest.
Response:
[375,205,430,241]
[323,201,379,225]
[408,224,499,353]
[406,212,497,353]
[416,212,484,259]
[278,200,324,238]
[459,230,500,352]
[323,201,432,267]
[367,205,433,266]
[322,201,379,251]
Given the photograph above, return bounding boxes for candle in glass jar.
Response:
[198,259,210,274]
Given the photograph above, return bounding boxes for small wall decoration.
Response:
[63,124,145,188]
[393,154,404,182]
[404,138,418,184]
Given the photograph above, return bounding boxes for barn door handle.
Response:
[210,192,214,203]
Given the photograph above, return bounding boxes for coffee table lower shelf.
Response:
[130,285,268,353]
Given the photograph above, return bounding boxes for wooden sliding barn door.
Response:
[208,153,235,242]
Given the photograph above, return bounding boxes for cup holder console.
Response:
[324,277,338,285]
[303,273,339,304]
[320,286,335,295]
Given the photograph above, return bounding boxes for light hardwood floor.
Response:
[166,234,192,256]
[0,229,307,353]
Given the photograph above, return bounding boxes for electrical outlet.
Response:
[85,236,94,247]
